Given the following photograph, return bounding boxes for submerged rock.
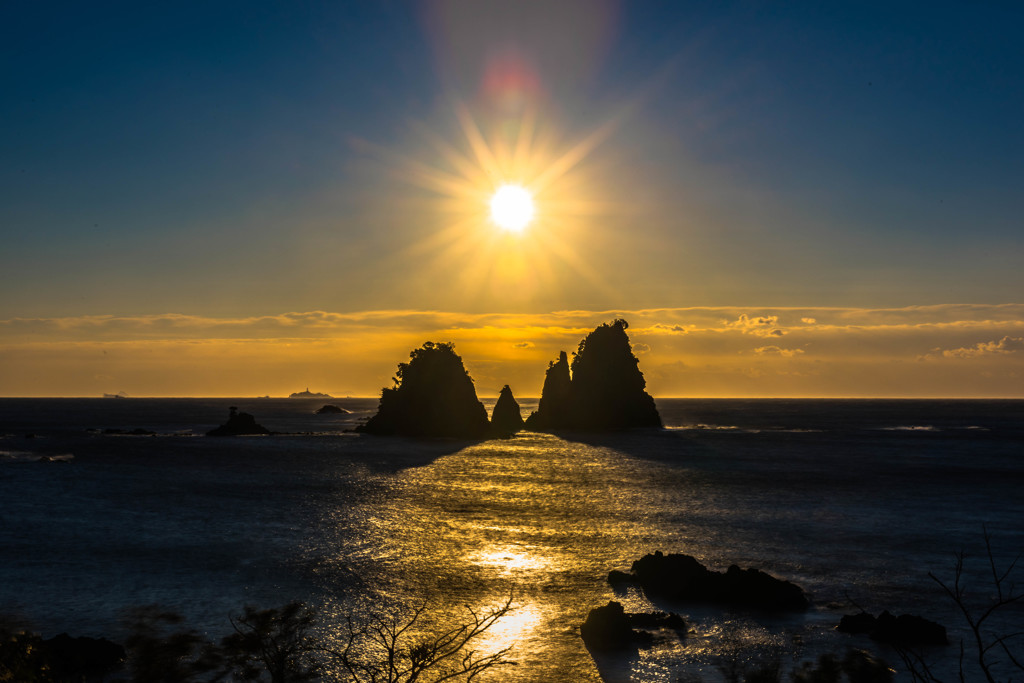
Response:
[102,427,156,436]
[207,407,271,436]
[357,341,489,438]
[315,404,349,414]
[526,320,662,431]
[838,610,947,645]
[618,551,809,612]
[490,385,525,436]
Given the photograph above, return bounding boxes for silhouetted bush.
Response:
[892,529,1022,683]
[328,595,515,682]
[357,342,489,438]
[220,602,320,682]
[0,625,49,682]
[119,605,222,682]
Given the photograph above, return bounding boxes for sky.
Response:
[2,1,1022,397]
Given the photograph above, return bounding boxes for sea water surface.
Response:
[1,398,1022,681]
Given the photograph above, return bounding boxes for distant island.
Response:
[289,388,332,399]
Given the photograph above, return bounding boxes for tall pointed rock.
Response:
[490,385,525,436]
[525,351,572,429]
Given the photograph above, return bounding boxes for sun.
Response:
[490,184,535,232]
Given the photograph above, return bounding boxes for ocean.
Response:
[1,398,1021,681]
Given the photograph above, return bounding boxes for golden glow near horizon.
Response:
[489,184,535,232]
[5,306,1024,398]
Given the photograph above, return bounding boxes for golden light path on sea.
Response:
[316,431,799,681]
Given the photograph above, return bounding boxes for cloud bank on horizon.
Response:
[2,306,1021,398]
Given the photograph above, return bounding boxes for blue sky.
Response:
[2,1,1023,395]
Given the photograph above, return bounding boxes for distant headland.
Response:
[289,388,332,399]
[358,319,661,438]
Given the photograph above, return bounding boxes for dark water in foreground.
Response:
[1,398,1022,681]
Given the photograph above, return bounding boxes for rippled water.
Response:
[1,398,1022,681]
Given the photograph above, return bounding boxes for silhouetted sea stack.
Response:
[206,407,271,436]
[528,351,573,430]
[357,341,489,438]
[490,385,525,436]
[526,319,662,431]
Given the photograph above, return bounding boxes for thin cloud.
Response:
[941,336,1024,359]
[723,314,786,337]
[645,323,689,334]
[753,346,805,357]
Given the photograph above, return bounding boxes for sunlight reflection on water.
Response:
[5,399,1020,682]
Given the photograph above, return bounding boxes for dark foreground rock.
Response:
[580,601,686,652]
[526,319,662,431]
[580,602,649,651]
[357,342,489,438]
[616,551,809,612]
[490,385,525,436]
[207,407,271,436]
[41,633,126,679]
[838,610,947,645]
[315,404,350,414]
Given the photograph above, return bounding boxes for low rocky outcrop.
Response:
[580,601,651,651]
[490,385,525,436]
[612,551,809,612]
[525,320,662,431]
[580,601,686,652]
[207,407,271,436]
[315,404,350,414]
[357,342,489,438]
[838,610,947,646]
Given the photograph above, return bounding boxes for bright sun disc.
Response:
[490,185,535,232]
